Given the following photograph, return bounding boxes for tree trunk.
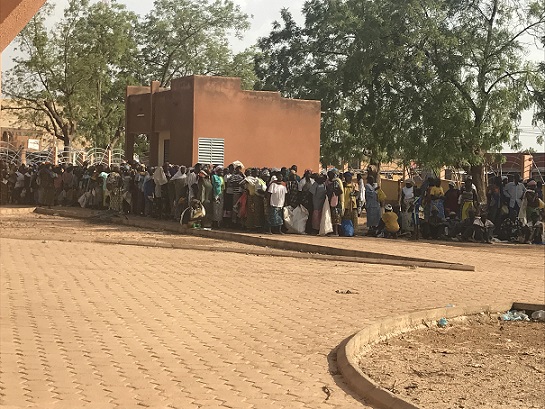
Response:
[470,164,487,204]
[62,136,70,163]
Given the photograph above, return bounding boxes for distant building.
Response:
[125,76,321,170]
[488,152,545,182]
[0,99,45,152]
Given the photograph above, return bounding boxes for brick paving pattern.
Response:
[1,214,544,408]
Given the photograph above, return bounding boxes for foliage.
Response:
[3,0,139,149]
[532,33,545,143]
[137,0,255,88]
[256,0,545,197]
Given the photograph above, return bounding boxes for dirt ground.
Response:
[358,314,545,409]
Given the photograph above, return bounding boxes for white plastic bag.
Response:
[284,205,309,234]
[319,199,333,236]
[78,191,91,208]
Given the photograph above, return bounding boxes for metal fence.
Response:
[0,142,125,167]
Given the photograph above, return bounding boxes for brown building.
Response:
[1,0,46,52]
[1,0,47,100]
[125,76,321,170]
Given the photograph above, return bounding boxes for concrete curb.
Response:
[31,207,475,271]
[0,206,37,215]
[337,302,515,409]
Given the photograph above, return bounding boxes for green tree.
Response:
[417,0,545,200]
[532,34,545,140]
[256,1,432,173]
[137,0,255,88]
[256,0,544,199]
[3,0,139,151]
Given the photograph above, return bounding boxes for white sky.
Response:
[1,0,543,151]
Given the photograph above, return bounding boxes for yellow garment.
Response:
[461,201,474,220]
[381,211,399,233]
[430,186,444,197]
[343,183,357,210]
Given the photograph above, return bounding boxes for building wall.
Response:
[0,0,47,52]
[125,91,152,135]
[157,131,170,167]
[192,76,321,171]
[126,76,321,168]
[167,77,195,167]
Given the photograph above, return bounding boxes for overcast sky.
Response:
[1,0,543,151]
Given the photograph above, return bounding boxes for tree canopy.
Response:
[256,0,545,198]
[3,0,256,150]
[3,0,139,149]
[137,0,255,88]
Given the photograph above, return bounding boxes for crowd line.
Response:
[1,159,543,244]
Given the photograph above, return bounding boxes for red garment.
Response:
[237,191,248,219]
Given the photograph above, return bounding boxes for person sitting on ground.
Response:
[473,212,495,243]
[183,198,206,228]
[445,212,460,239]
[377,204,400,238]
[459,209,478,241]
[521,210,544,244]
[421,208,446,239]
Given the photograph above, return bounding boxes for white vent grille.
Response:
[197,138,225,165]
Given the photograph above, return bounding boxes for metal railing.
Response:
[0,142,126,167]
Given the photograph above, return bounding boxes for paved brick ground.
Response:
[1,214,544,408]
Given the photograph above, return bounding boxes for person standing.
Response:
[325,170,344,236]
[365,175,381,231]
[309,174,327,234]
[460,181,478,221]
[244,168,266,230]
[197,170,213,227]
[342,172,358,232]
[504,174,525,220]
[267,173,287,234]
[357,173,366,216]
[400,179,415,232]
[429,178,445,220]
[230,165,245,227]
[106,166,123,212]
[444,181,461,216]
[39,163,56,208]
[211,166,225,228]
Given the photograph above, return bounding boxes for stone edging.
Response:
[0,206,37,215]
[27,207,475,271]
[336,302,515,409]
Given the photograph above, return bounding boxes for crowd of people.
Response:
[1,159,543,244]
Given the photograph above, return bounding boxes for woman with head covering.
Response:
[365,175,381,231]
[342,172,358,232]
[309,173,327,234]
[244,168,267,230]
[39,163,56,208]
[106,165,123,212]
[266,172,288,234]
[229,165,245,227]
[325,169,344,236]
[211,166,225,228]
[400,178,415,232]
[198,169,213,227]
